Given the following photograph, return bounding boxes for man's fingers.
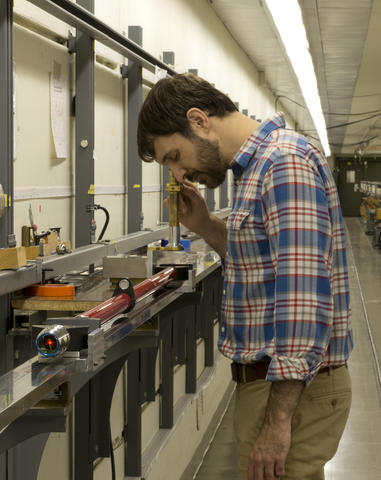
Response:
[274,460,286,478]
[264,461,277,480]
[248,463,264,480]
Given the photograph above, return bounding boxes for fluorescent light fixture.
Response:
[264,0,331,157]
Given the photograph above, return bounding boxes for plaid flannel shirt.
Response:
[218,113,353,384]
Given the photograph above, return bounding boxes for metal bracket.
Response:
[120,64,128,79]
[67,31,76,53]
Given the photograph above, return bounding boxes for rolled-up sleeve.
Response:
[261,150,333,384]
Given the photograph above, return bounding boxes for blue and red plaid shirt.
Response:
[218,113,353,384]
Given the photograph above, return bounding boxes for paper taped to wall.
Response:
[50,60,68,159]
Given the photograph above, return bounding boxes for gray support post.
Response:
[250,115,256,120]
[75,383,93,479]
[0,0,14,250]
[188,68,198,76]
[162,166,170,223]
[234,101,239,110]
[185,305,197,394]
[219,177,228,209]
[127,26,143,233]
[0,23,14,480]
[8,434,49,480]
[205,189,215,212]
[0,13,14,468]
[242,109,248,116]
[163,51,175,67]
[159,315,173,429]
[161,51,175,224]
[75,0,95,247]
[125,350,142,476]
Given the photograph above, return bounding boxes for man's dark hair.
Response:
[137,73,238,162]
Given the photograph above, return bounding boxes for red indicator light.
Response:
[39,335,58,354]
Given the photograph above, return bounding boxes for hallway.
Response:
[194,217,381,480]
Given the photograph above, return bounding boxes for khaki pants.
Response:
[234,365,352,480]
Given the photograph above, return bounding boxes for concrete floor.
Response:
[194,217,381,480]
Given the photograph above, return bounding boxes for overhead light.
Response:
[264,0,331,157]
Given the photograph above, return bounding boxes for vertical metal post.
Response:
[219,177,228,209]
[125,350,142,476]
[188,68,198,76]
[159,315,173,428]
[74,383,93,480]
[205,189,215,212]
[127,26,143,233]
[242,108,248,116]
[162,166,170,223]
[161,52,175,225]
[0,24,14,480]
[8,434,49,480]
[0,0,14,251]
[185,305,197,394]
[163,51,175,67]
[75,0,94,247]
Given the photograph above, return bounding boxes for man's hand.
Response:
[247,380,304,480]
[164,179,227,258]
[248,421,291,480]
[178,180,211,235]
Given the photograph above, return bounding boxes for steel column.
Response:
[0,6,14,479]
[0,0,14,249]
[127,26,143,233]
[185,304,197,394]
[205,188,215,212]
[7,434,49,480]
[159,315,173,429]
[0,0,14,387]
[162,166,170,223]
[75,0,94,247]
[125,349,141,476]
[161,52,175,226]
[219,177,229,209]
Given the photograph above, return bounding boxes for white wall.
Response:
[13,0,295,245]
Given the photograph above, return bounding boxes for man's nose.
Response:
[170,165,187,183]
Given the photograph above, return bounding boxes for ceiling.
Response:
[210,0,381,158]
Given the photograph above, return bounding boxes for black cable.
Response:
[276,94,381,117]
[93,204,110,241]
[302,133,379,148]
[300,112,381,132]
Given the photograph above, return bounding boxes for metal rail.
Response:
[0,209,230,296]
[26,0,177,75]
[0,268,179,432]
[81,266,176,323]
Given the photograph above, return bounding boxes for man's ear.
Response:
[186,108,210,134]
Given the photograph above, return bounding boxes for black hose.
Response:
[94,204,110,241]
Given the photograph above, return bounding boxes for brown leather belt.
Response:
[231,361,346,383]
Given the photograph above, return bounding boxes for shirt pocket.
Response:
[227,209,251,231]
[226,209,255,266]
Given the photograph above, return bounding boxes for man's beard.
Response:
[186,135,227,189]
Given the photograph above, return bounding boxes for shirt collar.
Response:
[231,112,286,178]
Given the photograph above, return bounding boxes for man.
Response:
[138,73,353,480]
